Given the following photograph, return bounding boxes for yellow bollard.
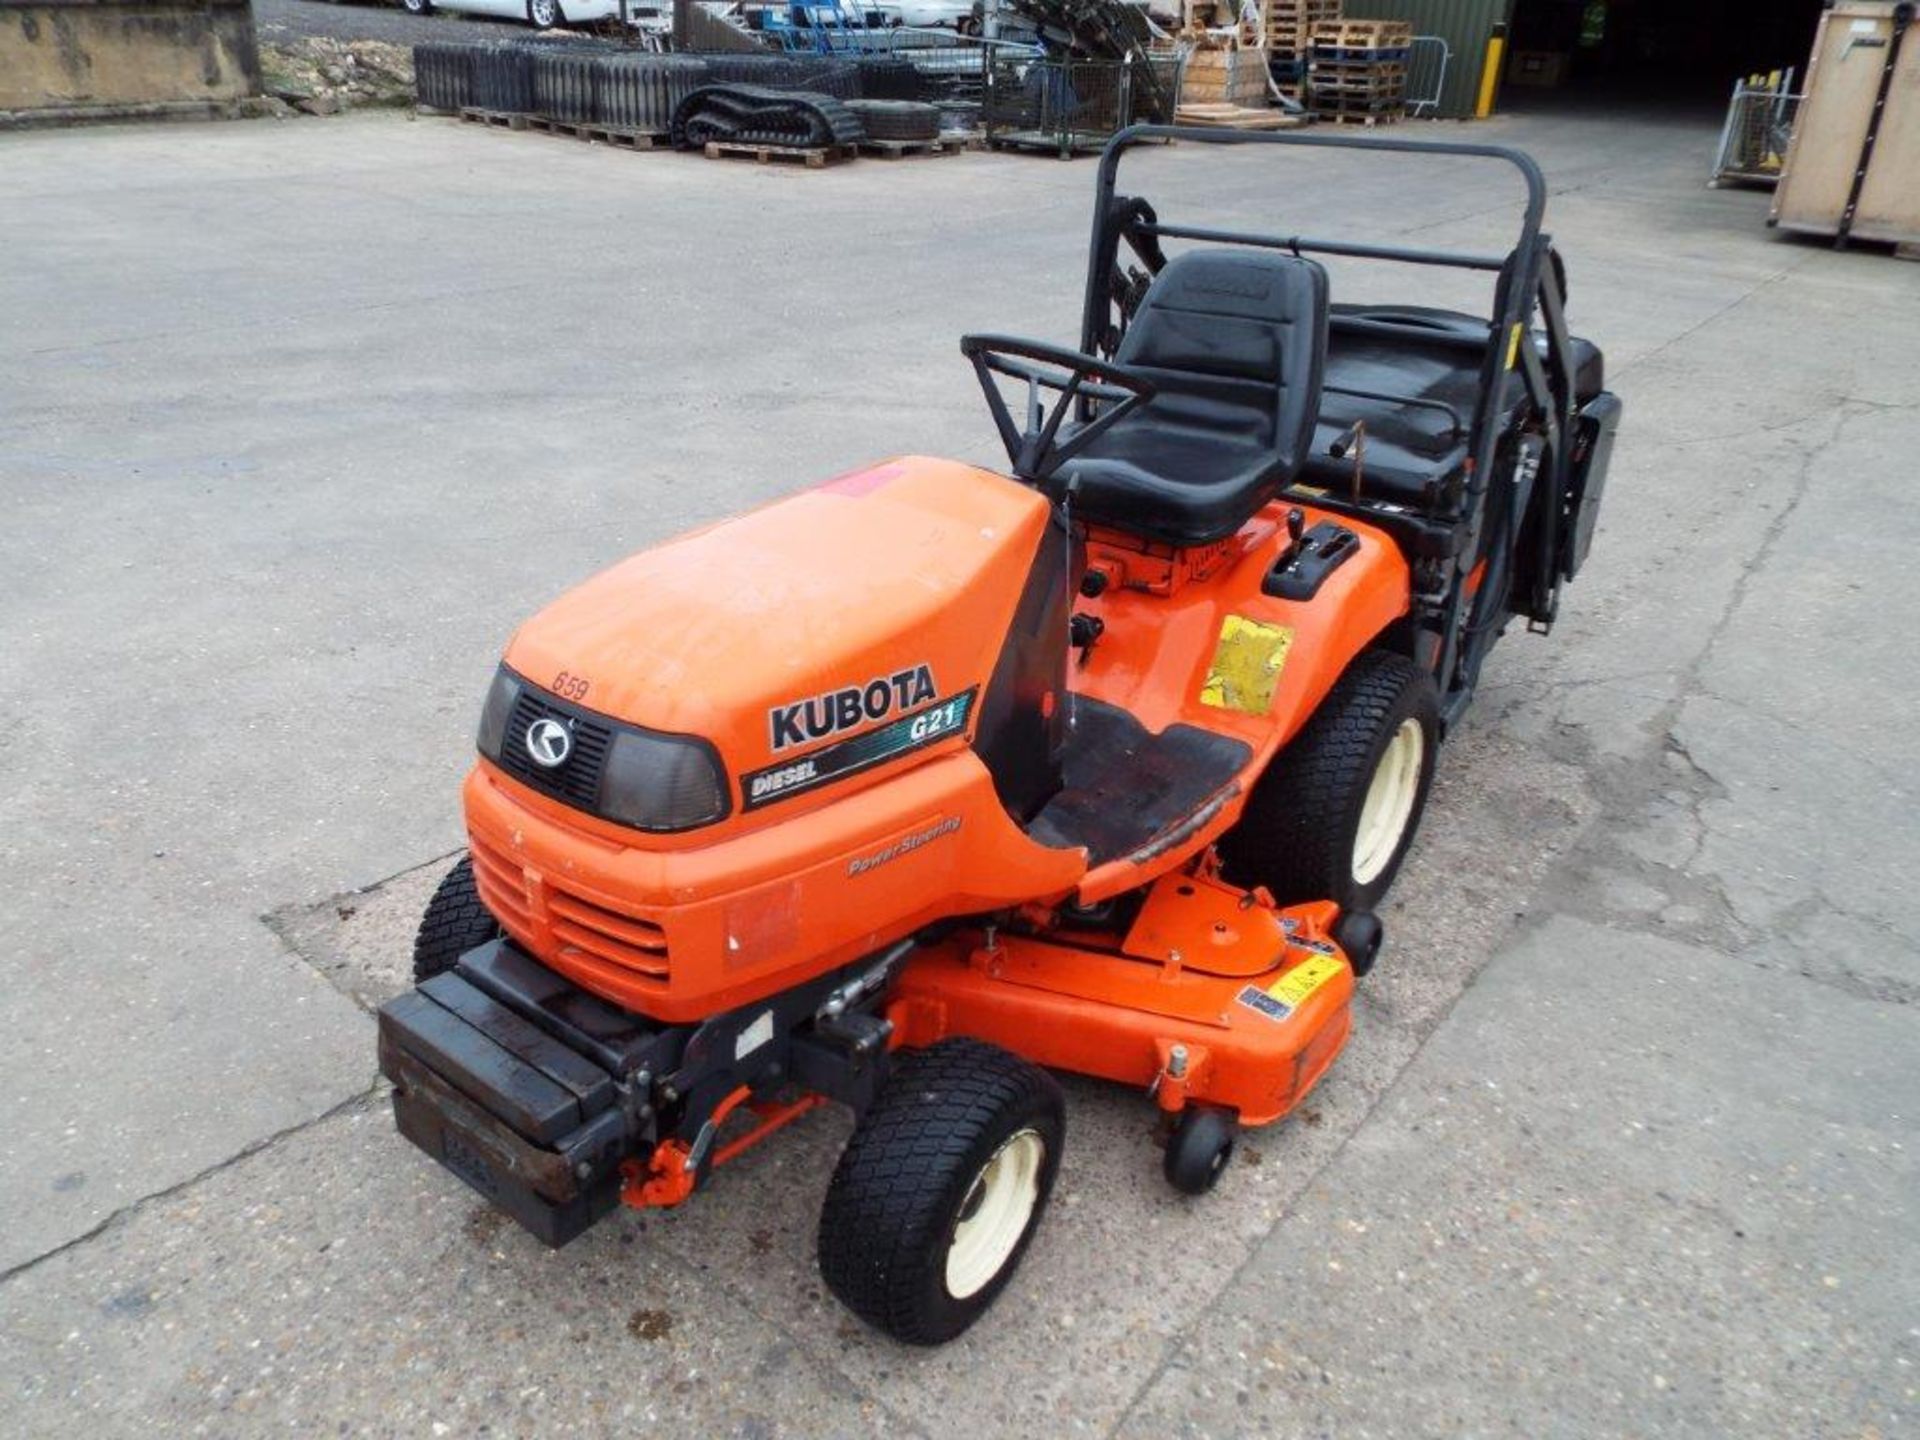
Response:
[1476,23,1507,118]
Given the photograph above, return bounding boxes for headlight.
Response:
[476,668,522,761]
[476,664,730,832]
[599,730,730,832]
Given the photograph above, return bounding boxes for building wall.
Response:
[1,0,261,116]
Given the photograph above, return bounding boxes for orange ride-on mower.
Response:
[378,129,1620,1343]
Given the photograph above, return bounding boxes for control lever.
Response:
[1263,520,1361,602]
[1329,420,1367,499]
[1278,506,1307,567]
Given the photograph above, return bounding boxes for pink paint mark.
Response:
[814,462,904,498]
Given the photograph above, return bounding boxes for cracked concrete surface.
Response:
[2,103,1916,1437]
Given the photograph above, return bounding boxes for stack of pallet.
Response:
[1308,17,1411,125]
[1264,0,1341,103]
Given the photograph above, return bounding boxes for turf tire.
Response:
[818,1038,1063,1344]
[412,856,504,982]
[1222,649,1439,913]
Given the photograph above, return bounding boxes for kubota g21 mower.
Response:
[378,129,1620,1344]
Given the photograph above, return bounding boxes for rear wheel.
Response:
[412,856,503,981]
[1222,650,1440,914]
[818,1038,1063,1344]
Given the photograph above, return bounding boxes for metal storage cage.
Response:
[1710,74,1801,187]
[982,55,1180,157]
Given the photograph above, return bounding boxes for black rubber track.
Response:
[412,856,504,982]
[671,85,867,150]
[1220,649,1440,914]
[818,1038,1063,1345]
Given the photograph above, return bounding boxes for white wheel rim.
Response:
[1352,718,1424,886]
[945,1128,1044,1300]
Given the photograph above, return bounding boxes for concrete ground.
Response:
[2,105,1915,1438]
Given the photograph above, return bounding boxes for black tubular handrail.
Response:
[1130,222,1510,274]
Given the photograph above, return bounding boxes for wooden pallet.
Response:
[1312,44,1412,62]
[1175,102,1305,130]
[1310,73,1408,98]
[1264,0,1341,51]
[858,135,967,159]
[460,107,529,131]
[457,108,666,150]
[1311,59,1409,76]
[1311,105,1403,126]
[1312,19,1411,49]
[703,140,855,168]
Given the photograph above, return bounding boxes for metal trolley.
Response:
[983,54,1180,157]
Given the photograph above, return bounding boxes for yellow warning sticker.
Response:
[1267,952,1345,1009]
[1503,322,1524,371]
[1199,615,1294,715]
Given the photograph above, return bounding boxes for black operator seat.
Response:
[1051,249,1331,549]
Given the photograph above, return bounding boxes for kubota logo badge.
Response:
[525,717,572,769]
[768,665,938,752]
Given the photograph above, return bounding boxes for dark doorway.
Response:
[1500,0,1828,116]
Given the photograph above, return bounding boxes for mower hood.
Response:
[502,456,1052,787]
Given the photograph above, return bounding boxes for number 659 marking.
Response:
[551,671,590,702]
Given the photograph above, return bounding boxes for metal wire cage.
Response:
[1710,76,1802,187]
[982,55,1181,157]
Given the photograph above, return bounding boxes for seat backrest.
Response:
[1114,249,1330,477]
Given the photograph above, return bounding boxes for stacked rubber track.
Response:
[416,41,943,145]
[415,40,712,132]
[670,85,867,151]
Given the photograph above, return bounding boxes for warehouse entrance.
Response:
[1497,0,1828,114]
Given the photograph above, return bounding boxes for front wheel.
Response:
[818,1038,1063,1344]
[412,856,504,981]
[1221,650,1440,914]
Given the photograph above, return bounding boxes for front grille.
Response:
[469,834,671,989]
[468,835,534,930]
[548,889,670,979]
[494,688,614,810]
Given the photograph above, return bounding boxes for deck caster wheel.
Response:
[411,855,504,981]
[1333,910,1384,979]
[1164,1107,1236,1195]
[818,1038,1063,1345]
